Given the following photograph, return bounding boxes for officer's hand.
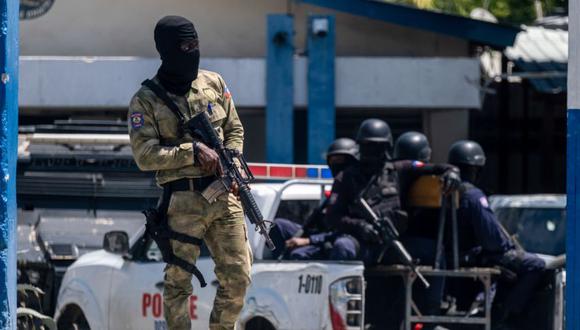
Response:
[286,237,310,249]
[231,182,240,199]
[441,169,461,194]
[196,142,223,175]
[357,223,381,244]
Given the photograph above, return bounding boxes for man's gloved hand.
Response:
[357,223,381,244]
[195,142,223,175]
[441,169,461,194]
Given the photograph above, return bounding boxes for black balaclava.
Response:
[154,16,200,95]
[359,141,389,175]
[327,155,357,178]
[458,164,483,185]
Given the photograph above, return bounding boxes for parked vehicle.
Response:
[490,194,566,330]
[56,179,365,330]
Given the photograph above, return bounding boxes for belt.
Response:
[165,176,217,193]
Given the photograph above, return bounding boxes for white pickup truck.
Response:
[54,185,569,330]
[54,165,365,330]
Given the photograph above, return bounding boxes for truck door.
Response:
[108,240,217,330]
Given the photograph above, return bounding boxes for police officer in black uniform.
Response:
[325,121,460,329]
[448,140,546,326]
[325,119,403,263]
[269,138,360,260]
[393,131,457,320]
[326,122,461,263]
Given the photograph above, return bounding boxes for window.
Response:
[274,200,321,226]
[495,207,566,256]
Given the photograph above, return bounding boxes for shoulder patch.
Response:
[412,161,425,168]
[130,112,144,129]
[479,196,489,208]
[224,85,232,99]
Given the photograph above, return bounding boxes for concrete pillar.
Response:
[307,15,335,164]
[423,109,469,163]
[266,14,294,163]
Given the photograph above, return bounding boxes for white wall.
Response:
[423,109,470,162]
[19,56,481,109]
[19,0,468,58]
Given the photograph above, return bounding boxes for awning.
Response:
[298,0,521,49]
[505,23,568,94]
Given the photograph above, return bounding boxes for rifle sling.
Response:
[141,79,187,123]
[139,80,209,287]
[144,176,207,287]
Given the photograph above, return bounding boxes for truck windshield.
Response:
[495,207,566,256]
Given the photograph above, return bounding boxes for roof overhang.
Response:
[505,25,568,93]
[298,0,521,49]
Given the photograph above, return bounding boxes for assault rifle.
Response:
[186,107,276,250]
[358,194,430,288]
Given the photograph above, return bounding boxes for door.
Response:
[108,240,217,330]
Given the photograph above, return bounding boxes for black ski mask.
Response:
[458,164,483,185]
[327,155,357,178]
[154,16,200,95]
[359,142,389,175]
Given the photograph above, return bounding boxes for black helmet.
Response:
[326,138,358,160]
[394,131,431,162]
[448,140,486,167]
[356,119,393,147]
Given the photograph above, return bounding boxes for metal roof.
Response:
[534,15,568,30]
[505,24,568,93]
[298,0,521,49]
[489,194,566,210]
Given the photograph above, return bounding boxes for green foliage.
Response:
[389,0,568,24]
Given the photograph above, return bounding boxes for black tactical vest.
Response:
[350,163,408,232]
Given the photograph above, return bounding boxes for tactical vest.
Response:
[350,163,408,232]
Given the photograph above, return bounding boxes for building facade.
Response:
[19,0,517,163]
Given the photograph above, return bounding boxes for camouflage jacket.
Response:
[128,70,244,185]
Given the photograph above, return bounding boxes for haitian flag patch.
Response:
[131,112,144,129]
[224,85,232,99]
[411,161,425,168]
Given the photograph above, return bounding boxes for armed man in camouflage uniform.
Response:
[128,16,251,330]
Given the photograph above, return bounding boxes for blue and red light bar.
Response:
[248,163,332,180]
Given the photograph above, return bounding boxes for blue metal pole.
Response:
[266,14,294,163]
[568,1,580,329]
[568,110,580,330]
[0,0,19,328]
[307,15,335,164]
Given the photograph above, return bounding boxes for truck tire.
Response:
[57,304,90,330]
[245,317,276,330]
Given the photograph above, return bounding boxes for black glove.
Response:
[441,169,461,194]
[357,223,381,244]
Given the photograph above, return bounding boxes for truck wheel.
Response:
[245,317,275,330]
[57,305,90,330]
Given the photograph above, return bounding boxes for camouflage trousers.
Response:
[163,190,252,330]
